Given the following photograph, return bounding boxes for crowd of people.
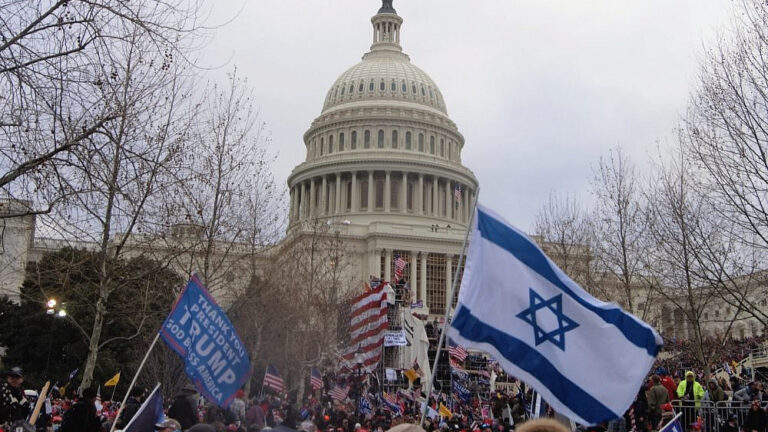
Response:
[2,336,768,432]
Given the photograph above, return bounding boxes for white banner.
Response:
[384,330,407,347]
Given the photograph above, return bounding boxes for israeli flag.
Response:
[448,205,661,425]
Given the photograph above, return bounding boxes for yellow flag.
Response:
[104,372,120,387]
[403,368,419,383]
[439,403,453,419]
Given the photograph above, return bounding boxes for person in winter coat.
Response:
[656,368,678,402]
[647,375,670,427]
[676,371,704,428]
[735,382,763,404]
[706,379,726,403]
[743,400,767,432]
[168,384,200,431]
[0,367,30,426]
[115,386,147,429]
[59,388,100,432]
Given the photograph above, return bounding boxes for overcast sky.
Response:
[201,0,732,231]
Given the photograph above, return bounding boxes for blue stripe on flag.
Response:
[451,305,618,423]
[476,208,659,356]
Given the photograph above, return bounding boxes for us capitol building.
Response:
[0,0,763,343]
[283,0,478,314]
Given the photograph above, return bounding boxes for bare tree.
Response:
[533,192,605,297]
[642,147,724,372]
[0,0,203,217]
[163,69,284,304]
[589,147,654,319]
[681,0,768,329]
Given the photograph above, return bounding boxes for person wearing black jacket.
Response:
[59,388,100,432]
[0,367,30,426]
[115,386,147,429]
[168,384,199,431]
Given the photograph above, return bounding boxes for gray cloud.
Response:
[201,0,731,230]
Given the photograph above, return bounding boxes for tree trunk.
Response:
[80,291,108,392]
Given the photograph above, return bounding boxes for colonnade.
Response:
[289,170,474,224]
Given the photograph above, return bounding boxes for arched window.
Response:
[421,84,425,96]
[405,132,412,150]
[340,85,345,96]
[329,135,334,154]
[391,179,400,210]
[411,82,417,94]
[369,80,375,92]
[401,80,407,93]
[440,138,444,157]
[364,130,371,148]
[429,87,434,99]
[430,136,435,154]
[418,133,424,152]
[378,130,384,148]
[379,80,385,91]
[447,141,451,159]
[391,79,396,91]
[361,181,369,209]
[351,131,358,149]
[392,130,398,149]
[349,83,354,94]
[320,137,325,156]
[375,179,384,208]
[339,133,345,151]
[359,82,364,93]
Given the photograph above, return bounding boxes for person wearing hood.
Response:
[706,379,726,404]
[676,371,704,429]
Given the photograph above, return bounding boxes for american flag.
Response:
[449,357,465,372]
[330,384,349,402]
[264,364,284,393]
[448,341,467,362]
[341,285,389,372]
[453,182,462,201]
[393,254,407,282]
[310,367,323,391]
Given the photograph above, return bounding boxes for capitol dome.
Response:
[322,50,448,115]
[285,1,478,312]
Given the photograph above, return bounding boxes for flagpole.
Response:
[109,332,160,432]
[419,188,479,428]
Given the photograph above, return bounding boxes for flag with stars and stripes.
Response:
[310,367,323,391]
[263,364,284,393]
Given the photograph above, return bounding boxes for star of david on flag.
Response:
[516,289,579,350]
[447,204,662,426]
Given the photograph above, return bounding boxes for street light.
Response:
[46,299,57,308]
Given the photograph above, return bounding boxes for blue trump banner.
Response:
[160,275,251,408]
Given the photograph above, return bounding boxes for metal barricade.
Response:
[715,400,768,432]
[671,400,718,432]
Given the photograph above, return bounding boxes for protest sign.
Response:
[160,276,251,408]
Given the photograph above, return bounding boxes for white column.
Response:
[288,188,295,221]
[351,172,358,212]
[336,174,342,214]
[410,250,418,297]
[432,177,439,217]
[309,178,316,218]
[420,252,428,303]
[401,172,408,213]
[384,171,391,212]
[418,174,424,216]
[384,249,392,282]
[321,175,328,216]
[302,181,309,219]
[368,171,374,212]
[445,179,452,220]
[445,254,453,310]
